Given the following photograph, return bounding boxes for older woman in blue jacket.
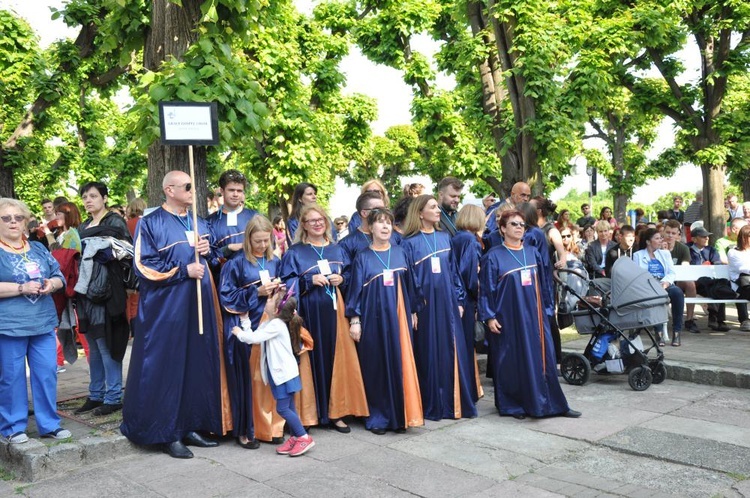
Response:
[0,198,71,444]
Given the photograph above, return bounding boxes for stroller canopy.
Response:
[608,257,669,328]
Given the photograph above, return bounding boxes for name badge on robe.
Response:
[185,230,195,247]
[25,262,42,280]
[431,256,441,274]
[259,270,271,285]
[226,211,238,227]
[317,259,332,275]
[521,269,532,286]
[383,269,394,286]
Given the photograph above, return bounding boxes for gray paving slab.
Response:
[461,479,564,497]
[389,430,543,481]
[554,446,736,498]
[332,446,496,498]
[601,426,750,475]
[436,416,590,462]
[18,466,157,498]
[264,462,418,497]
[641,414,750,448]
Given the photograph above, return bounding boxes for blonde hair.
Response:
[361,179,390,208]
[242,215,274,264]
[0,198,31,220]
[455,204,485,234]
[126,198,146,218]
[402,195,440,237]
[293,204,333,244]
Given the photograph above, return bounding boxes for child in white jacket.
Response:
[231,290,314,457]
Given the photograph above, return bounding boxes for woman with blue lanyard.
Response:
[279,204,367,433]
[346,208,424,434]
[478,209,581,420]
[219,215,283,448]
[0,198,71,444]
[400,195,477,421]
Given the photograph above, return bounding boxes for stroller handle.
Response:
[552,267,588,285]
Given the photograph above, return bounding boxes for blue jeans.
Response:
[88,337,122,405]
[275,396,306,438]
[0,332,61,436]
[666,284,684,332]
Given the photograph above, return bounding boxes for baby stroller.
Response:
[554,257,668,391]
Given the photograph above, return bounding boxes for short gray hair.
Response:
[0,198,32,220]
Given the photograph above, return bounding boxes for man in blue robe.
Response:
[339,192,399,266]
[207,169,258,280]
[121,170,231,459]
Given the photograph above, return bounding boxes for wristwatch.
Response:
[18,283,23,294]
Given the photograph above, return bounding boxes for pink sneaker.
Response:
[288,434,315,457]
[276,436,297,455]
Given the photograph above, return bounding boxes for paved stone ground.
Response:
[1,309,749,496]
[2,374,750,497]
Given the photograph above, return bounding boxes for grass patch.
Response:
[57,397,122,433]
[726,472,747,481]
[0,466,15,481]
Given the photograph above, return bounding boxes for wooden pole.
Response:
[189,145,204,335]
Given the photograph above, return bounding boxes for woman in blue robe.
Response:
[280,204,367,432]
[401,195,477,421]
[451,205,485,402]
[219,215,282,448]
[478,209,580,419]
[346,209,424,433]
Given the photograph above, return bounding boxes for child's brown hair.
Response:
[277,296,303,354]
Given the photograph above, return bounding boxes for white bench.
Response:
[673,265,750,305]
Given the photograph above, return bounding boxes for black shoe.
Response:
[92,403,122,416]
[330,420,351,434]
[183,431,219,448]
[395,428,406,434]
[672,331,681,347]
[74,398,103,414]
[163,441,193,459]
[270,436,285,445]
[562,409,582,418]
[708,319,719,330]
[716,322,731,332]
[237,437,260,449]
[685,319,700,333]
[511,414,526,420]
[370,428,386,435]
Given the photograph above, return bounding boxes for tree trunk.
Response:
[0,151,14,198]
[702,164,726,244]
[144,0,208,215]
[742,177,750,202]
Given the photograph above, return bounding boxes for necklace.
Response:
[0,238,26,251]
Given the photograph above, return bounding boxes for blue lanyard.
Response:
[440,207,457,232]
[359,230,371,245]
[257,256,266,270]
[420,230,438,256]
[503,243,528,269]
[310,243,336,303]
[310,243,325,260]
[171,210,192,231]
[371,246,391,270]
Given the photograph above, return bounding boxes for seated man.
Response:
[688,226,729,331]
[604,225,635,277]
[663,220,700,332]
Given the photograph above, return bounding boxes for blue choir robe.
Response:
[347,211,361,235]
[218,255,281,441]
[482,229,503,253]
[401,230,477,421]
[207,207,257,271]
[450,230,483,402]
[478,244,570,418]
[279,242,368,424]
[346,246,424,430]
[121,207,231,445]
[339,229,402,278]
[523,227,555,316]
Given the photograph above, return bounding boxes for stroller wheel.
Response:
[560,353,591,386]
[650,362,667,385]
[628,366,653,391]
